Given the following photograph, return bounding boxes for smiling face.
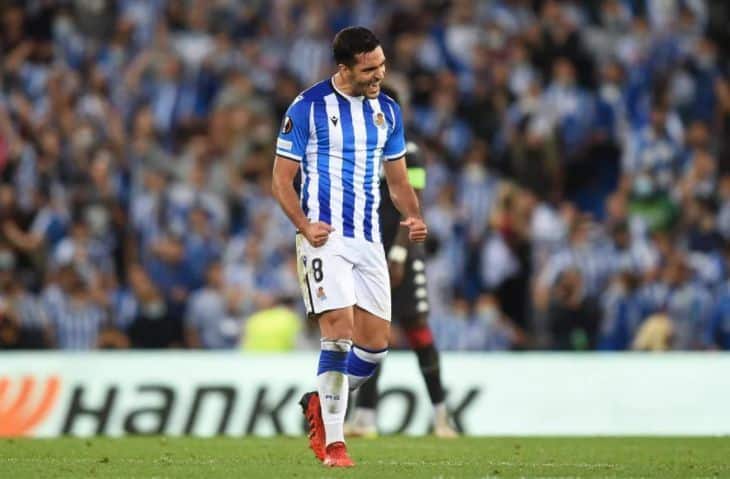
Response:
[339,46,386,98]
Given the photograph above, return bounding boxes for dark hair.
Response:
[332,26,380,67]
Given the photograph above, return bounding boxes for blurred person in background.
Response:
[546,268,600,350]
[74,146,128,276]
[638,252,713,350]
[598,269,646,351]
[659,254,713,350]
[0,244,49,349]
[42,262,109,350]
[454,139,500,300]
[479,183,533,336]
[0,183,49,290]
[500,79,562,203]
[183,205,223,291]
[144,227,192,320]
[534,214,611,319]
[51,212,115,294]
[632,312,674,351]
[463,293,522,351]
[125,263,182,349]
[186,261,243,349]
[241,295,302,352]
[542,57,597,199]
[422,181,462,279]
[129,164,171,260]
[622,101,683,233]
[430,295,472,351]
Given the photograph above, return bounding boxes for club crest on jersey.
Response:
[373,112,386,129]
[317,287,327,300]
[281,116,293,134]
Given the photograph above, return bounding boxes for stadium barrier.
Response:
[0,352,728,437]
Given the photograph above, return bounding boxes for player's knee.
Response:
[319,310,354,339]
[356,323,390,350]
[356,335,388,351]
[325,323,354,340]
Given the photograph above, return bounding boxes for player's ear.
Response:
[337,62,351,77]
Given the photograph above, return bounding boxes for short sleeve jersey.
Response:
[276,78,406,243]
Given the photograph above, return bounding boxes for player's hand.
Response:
[388,260,405,287]
[303,221,335,247]
[400,217,427,243]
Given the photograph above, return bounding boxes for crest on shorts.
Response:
[317,287,327,300]
[281,116,293,134]
[373,112,386,129]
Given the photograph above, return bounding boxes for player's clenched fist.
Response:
[303,221,335,247]
[400,217,428,243]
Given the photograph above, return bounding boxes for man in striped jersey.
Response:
[272,26,427,467]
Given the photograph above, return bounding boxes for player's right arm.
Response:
[272,96,333,247]
[272,156,333,247]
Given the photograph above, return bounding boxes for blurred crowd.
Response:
[1,0,730,352]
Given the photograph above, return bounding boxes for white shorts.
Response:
[295,232,391,321]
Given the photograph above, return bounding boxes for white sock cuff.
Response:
[321,338,353,352]
[352,345,388,363]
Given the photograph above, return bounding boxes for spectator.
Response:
[632,312,674,351]
[546,268,601,350]
[126,264,182,348]
[185,261,243,349]
[0,245,49,348]
[599,271,646,351]
[241,296,302,352]
[42,263,108,350]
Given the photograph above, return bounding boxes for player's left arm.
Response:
[387,157,427,285]
[383,158,427,243]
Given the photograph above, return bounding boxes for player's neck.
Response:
[332,72,361,99]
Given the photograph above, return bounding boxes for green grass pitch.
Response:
[1,436,728,478]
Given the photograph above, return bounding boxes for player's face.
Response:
[346,46,386,98]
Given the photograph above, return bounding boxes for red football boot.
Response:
[299,391,326,461]
[323,441,354,467]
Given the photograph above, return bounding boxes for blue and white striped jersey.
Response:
[275,78,407,243]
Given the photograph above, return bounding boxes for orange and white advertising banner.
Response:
[0,352,729,437]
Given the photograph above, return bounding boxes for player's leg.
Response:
[402,313,458,437]
[317,307,354,446]
[295,234,356,465]
[354,362,380,410]
[346,362,380,437]
[314,307,357,467]
[343,237,391,392]
[404,313,445,405]
[348,306,389,390]
[344,308,387,438]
